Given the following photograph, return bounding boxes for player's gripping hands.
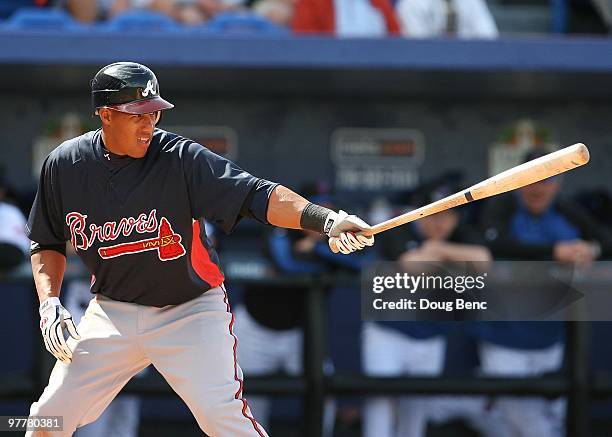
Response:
[39,297,80,363]
[324,210,374,254]
[299,201,374,254]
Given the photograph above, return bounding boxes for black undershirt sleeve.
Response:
[30,241,67,257]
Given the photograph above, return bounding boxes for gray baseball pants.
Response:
[26,286,268,437]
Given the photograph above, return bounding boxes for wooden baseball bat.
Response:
[365,143,590,237]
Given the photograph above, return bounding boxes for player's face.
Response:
[519,178,561,215]
[100,108,159,158]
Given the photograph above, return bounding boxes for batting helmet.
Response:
[91,62,174,115]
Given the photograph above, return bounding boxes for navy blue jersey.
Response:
[27,129,277,307]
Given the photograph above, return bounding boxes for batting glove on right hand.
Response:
[39,297,80,363]
[326,210,375,254]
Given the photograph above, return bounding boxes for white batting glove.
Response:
[39,297,80,363]
[325,210,375,254]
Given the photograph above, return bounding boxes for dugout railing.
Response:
[0,269,603,437]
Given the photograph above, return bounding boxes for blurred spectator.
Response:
[362,178,491,437]
[62,0,248,24]
[395,0,498,38]
[63,0,176,22]
[252,0,294,27]
[473,148,612,437]
[292,0,400,37]
[173,0,247,25]
[483,150,611,265]
[0,174,29,272]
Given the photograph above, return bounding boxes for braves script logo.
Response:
[141,80,157,97]
[66,210,186,261]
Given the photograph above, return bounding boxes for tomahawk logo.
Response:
[66,210,186,261]
[98,217,186,261]
[142,80,157,97]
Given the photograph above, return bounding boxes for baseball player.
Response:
[26,61,374,437]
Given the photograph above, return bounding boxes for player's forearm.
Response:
[31,250,67,303]
[266,185,330,230]
[266,185,374,254]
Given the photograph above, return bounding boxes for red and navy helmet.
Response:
[91,62,174,115]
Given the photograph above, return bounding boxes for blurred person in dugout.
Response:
[0,173,29,272]
[63,0,177,22]
[169,0,250,26]
[173,0,295,27]
[472,148,612,437]
[395,0,498,38]
[233,187,372,435]
[252,0,295,27]
[292,0,400,36]
[362,177,491,437]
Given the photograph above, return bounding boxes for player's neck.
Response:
[101,128,125,156]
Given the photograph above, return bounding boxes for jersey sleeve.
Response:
[183,142,278,234]
[26,154,67,246]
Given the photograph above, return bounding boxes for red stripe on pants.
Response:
[222,286,266,437]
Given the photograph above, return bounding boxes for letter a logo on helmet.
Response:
[141,80,157,97]
[91,62,173,115]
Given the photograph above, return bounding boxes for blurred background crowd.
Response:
[2,1,612,437]
[2,0,612,35]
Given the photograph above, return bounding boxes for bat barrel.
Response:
[365,143,590,238]
[468,143,590,201]
[572,143,591,165]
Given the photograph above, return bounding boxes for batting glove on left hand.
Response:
[325,210,375,254]
[39,297,80,364]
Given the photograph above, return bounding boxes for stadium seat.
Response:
[101,10,181,33]
[204,12,289,35]
[0,1,36,20]
[3,7,81,30]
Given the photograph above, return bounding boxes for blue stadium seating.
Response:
[99,10,181,33]
[203,12,289,35]
[0,1,36,20]
[2,7,82,30]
